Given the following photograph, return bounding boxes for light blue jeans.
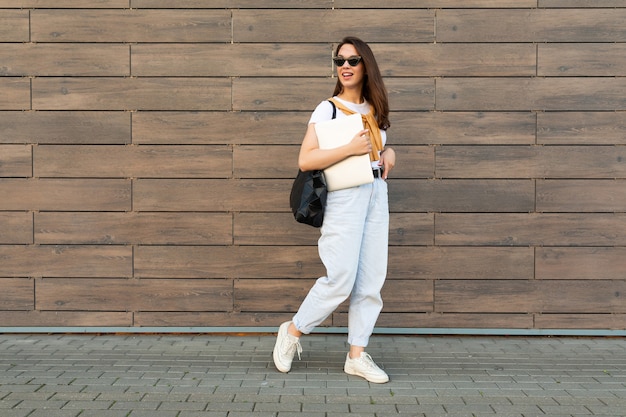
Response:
[292,177,389,347]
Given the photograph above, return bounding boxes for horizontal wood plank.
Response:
[0,44,129,76]
[539,44,626,77]
[0,111,130,145]
[132,111,310,145]
[388,146,434,179]
[234,213,325,246]
[532,9,626,42]
[536,247,626,280]
[539,0,626,6]
[391,112,536,146]
[31,9,231,42]
[438,9,533,42]
[532,78,626,111]
[0,245,132,278]
[0,278,33,310]
[386,78,435,111]
[0,311,132,327]
[0,179,130,211]
[538,112,626,145]
[374,43,536,77]
[32,78,231,111]
[388,247,534,280]
[35,212,233,245]
[0,145,31,177]
[379,280,433,313]
[0,0,127,6]
[235,279,314,312]
[132,43,329,77]
[0,10,29,42]
[438,9,626,42]
[235,145,299,179]
[225,246,324,279]
[0,212,32,244]
[135,246,325,279]
[0,78,30,110]
[133,179,291,212]
[233,78,334,112]
[435,280,626,313]
[390,179,535,212]
[34,145,231,178]
[131,0,330,8]
[134,311,295,327]
[116,0,527,9]
[437,78,626,111]
[537,180,626,212]
[436,213,626,246]
[437,77,531,111]
[337,0,535,7]
[233,9,434,43]
[535,314,626,330]
[436,146,626,179]
[389,213,435,246]
[36,278,233,311]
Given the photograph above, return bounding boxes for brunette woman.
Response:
[273,36,396,383]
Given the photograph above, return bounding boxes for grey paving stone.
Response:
[0,411,35,417]
[204,401,254,412]
[1,334,625,416]
[178,413,227,417]
[27,411,81,417]
[77,411,130,417]
[110,401,160,410]
[127,411,178,417]
[13,400,67,409]
[60,400,115,409]
[301,402,350,413]
[157,401,207,411]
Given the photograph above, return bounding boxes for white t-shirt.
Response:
[309,96,387,168]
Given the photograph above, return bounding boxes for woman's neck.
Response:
[337,90,364,104]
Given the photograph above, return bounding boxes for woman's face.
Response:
[335,43,365,90]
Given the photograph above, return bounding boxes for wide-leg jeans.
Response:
[292,177,389,347]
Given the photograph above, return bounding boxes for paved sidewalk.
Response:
[0,333,625,417]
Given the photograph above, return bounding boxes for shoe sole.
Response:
[344,365,389,384]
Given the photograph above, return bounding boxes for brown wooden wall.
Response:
[1,0,626,332]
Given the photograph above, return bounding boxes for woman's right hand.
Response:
[349,129,372,156]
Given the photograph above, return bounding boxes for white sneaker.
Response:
[344,352,389,383]
[272,321,302,373]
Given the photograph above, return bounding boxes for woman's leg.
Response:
[347,179,389,348]
[292,185,370,334]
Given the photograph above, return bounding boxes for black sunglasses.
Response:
[333,56,362,67]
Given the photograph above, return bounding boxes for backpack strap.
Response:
[327,99,337,119]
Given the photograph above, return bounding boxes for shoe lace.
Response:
[282,335,302,360]
[359,353,379,370]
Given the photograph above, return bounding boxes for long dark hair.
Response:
[333,36,390,130]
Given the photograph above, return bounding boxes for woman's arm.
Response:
[379,147,396,180]
[298,123,372,172]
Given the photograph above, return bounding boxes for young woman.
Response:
[273,36,396,383]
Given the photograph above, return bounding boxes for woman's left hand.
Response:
[379,147,395,180]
